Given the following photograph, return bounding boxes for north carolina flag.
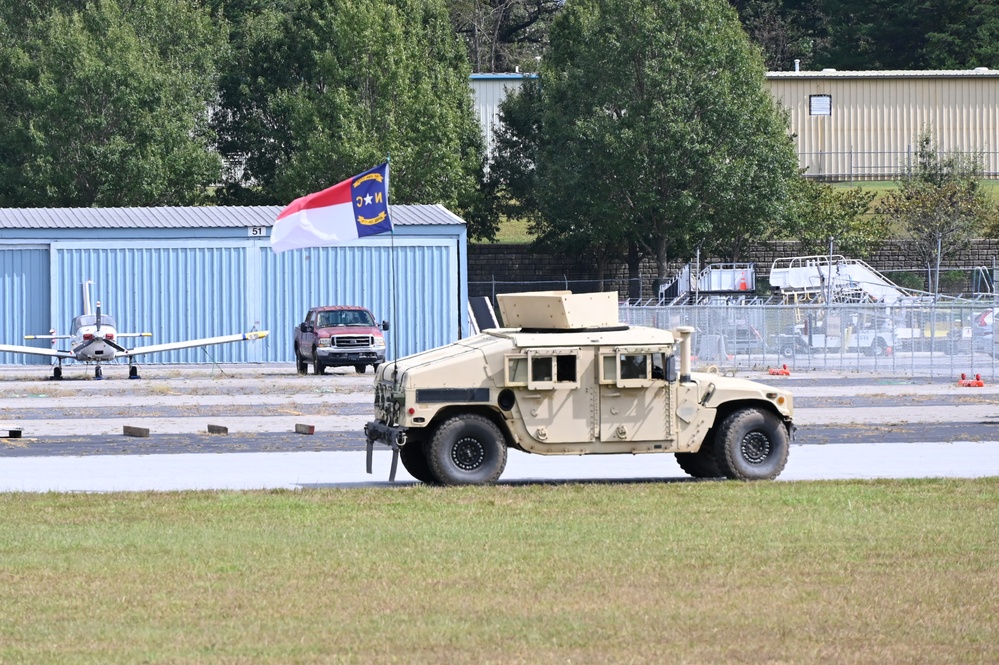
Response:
[270,163,393,253]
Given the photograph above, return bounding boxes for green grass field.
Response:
[3,479,998,664]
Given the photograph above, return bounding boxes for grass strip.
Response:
[2,478,998,664]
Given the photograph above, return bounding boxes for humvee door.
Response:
[597,347,675,443]
[505,347,594,444]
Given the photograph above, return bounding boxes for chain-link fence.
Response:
[618,301,999,379]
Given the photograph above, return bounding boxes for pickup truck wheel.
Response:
[714,408,789,480]
[428,415,507,486]
[400,440,437,484]
[295,347,308,374]
[354,364,367,374]
[675,441,723,479]
[312,348,325,375]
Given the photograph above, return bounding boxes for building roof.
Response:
[767,69,999,80]
[0,204,464,230]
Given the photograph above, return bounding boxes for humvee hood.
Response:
[377,334,513,386]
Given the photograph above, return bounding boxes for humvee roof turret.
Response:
[365,291,794,485]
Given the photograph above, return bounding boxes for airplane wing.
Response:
[122,330,269,358]
[0,343,75,359]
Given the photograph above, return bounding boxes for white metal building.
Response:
[768,69,999,180]
[470,69,999,180]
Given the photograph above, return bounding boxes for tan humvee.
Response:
[365,291,794,485]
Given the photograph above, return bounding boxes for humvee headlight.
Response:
[766,392,786,405]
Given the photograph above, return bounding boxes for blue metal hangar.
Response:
[0,205,469,366]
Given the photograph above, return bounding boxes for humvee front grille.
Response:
[334,335,373,348]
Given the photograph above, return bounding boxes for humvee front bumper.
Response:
[364,420,408,481]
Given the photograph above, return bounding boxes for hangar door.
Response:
[0,246,51,365]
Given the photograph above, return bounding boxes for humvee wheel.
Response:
[715,408,789,480]
[295,347,308,374]
[675,443,723,479]
[428,415,507,486]
[354,364,367,374]
[399,440,437,484]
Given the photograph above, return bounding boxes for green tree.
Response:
[0,0,223,207]
[728,0,827,71]
[490,0,799,297]
[449,0,561,73]
[213,0,494,238]
[877,131,997,288]
[813,0,999,70]
[788,179,882,258]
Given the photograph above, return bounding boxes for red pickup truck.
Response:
[293,306,389,375]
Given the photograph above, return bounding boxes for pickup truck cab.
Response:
[294,306,389,374]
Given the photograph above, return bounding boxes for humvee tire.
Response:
[427,415,507,485]
[714,408,789,480]
[295,347,308,374]
[399,440,437,484]
[675,443,723,479]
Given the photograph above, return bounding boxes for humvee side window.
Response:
[556,355,576,382]
[620,353,648,380]
[524,349,580,390]
[505,355,528,386]
[600,350,658,388]
[651,353,665,381]
[531,356,553,382]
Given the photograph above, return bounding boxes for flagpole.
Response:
[387,154,400,386]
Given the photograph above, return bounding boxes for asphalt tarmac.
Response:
[2,364,998,491]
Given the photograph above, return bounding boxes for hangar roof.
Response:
[768,69,999,79]
[0,204,463,230]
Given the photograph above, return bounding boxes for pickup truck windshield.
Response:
[317,310,375,327]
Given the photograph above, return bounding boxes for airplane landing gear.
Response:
[129,365,140,380]
[94,365,103,380]
[52,366,63,381]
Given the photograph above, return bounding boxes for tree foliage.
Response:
[727,0,826,71]
[213,0,494,238]
[788,180,882,259]
[489,0,800,294]
[0,0,224,207]
[728,0,999,71]
[813,0,999,70]
[450,0,560,73]
[877,131,998,275]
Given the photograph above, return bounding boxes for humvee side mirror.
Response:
[381,320,390,331]
[301,322,314,333]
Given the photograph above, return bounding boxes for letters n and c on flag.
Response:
[270,163,393,253]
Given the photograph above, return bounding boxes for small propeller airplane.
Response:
[0,282,269,380]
